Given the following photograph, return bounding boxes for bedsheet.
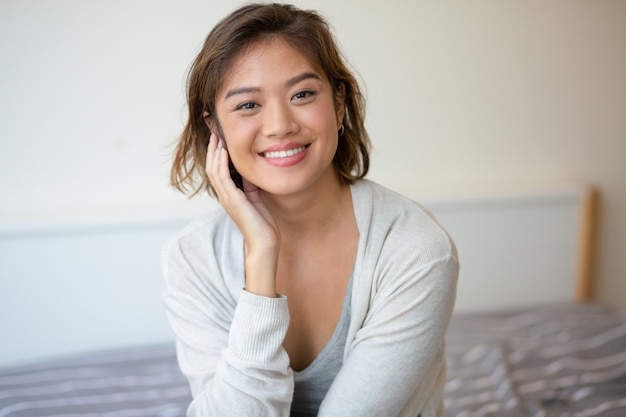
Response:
[445,303,626,416]
[1,303,625,417]
[0,343,189,417]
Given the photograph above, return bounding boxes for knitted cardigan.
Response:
[162,179,459,417]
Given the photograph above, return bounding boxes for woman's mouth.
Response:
[261,145,307,159]
[259,144,310,167]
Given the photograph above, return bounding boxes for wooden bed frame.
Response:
[0,182,596,366]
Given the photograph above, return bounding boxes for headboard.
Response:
[0,183,596,366]
[419,182,597,313]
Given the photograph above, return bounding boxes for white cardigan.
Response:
[162,179,459,417]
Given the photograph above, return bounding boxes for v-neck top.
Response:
[290,272,353,417]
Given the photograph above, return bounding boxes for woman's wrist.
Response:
[244,247,279,298]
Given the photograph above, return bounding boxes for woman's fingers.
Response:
[217,145,234,193]
[205,133,279,250]
[205,133,218,185]
[206,134,233,201]
[206,134,255,222]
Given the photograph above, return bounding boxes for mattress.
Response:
[1,303,625,417]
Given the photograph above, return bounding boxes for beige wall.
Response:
[338,1,626,312]
[1,1,624,311]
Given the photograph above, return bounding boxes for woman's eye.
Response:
[292,90,316,101]
[235,102,259,111]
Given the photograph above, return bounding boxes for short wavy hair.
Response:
[170,3,370,196]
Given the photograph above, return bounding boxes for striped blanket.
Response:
[1,303,625,417]
[445,303,626,416]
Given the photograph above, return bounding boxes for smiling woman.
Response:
[163,3,458,417]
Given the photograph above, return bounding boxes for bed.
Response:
[1,183,625,416]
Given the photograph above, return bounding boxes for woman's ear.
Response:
[202,111,216,134]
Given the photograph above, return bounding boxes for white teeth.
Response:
[263,146,305,159]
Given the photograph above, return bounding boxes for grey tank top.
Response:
[290,273,353,417]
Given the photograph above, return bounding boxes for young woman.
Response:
[163,3,459,416]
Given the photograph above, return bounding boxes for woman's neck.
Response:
[260,169,354,241]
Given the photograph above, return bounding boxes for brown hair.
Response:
[170,3,370,196]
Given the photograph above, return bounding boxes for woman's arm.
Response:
[162,230,294,417]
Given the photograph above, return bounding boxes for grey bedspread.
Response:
[1,303,625,416]
[445,303,626,416]
[0,344,189,417]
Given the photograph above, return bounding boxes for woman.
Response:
[163,3,458,416]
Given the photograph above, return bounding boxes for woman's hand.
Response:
[205,133,280,297]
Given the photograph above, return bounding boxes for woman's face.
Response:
[213,38,344,197]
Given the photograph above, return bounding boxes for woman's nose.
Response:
[261,101,298,138]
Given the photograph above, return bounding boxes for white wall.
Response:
[1,0,624,328]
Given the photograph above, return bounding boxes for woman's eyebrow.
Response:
[223,72,322,100]
[285,72,321,88]
[224,86,261,100]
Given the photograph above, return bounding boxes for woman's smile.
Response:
[260,143,311,167]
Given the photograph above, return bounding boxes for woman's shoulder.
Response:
[161,205,238,266]
[352,180,457,261]
[161,205,244,297]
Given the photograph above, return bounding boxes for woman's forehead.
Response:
[217,38,325,96]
